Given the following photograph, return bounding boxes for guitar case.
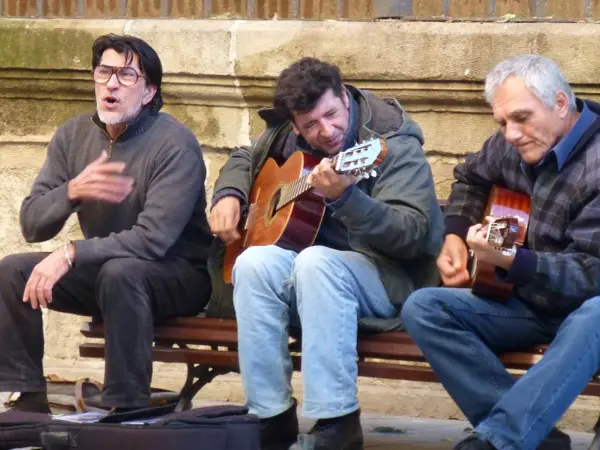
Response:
[0,404,259,450]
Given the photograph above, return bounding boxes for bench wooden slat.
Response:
[80,343,240,366]
[357,340,543,369]
[151,326,238,345]
[158,316,238,330]
[81,322,239,346]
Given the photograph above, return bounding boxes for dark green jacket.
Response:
[206,85,443,332]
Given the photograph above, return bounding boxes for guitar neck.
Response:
[276,153,344,211]
[277,174,313,211]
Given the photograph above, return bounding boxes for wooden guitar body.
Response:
[222,151,325,283]
[469,186,531,300]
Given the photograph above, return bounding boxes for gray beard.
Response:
[97,102,143,125]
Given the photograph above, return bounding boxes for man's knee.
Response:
[96,260,154,324]
[233,246,279,281]
[401,287,446,331]
[0,253,45,283]
[96,259,152,311]
[568,296,600,324]
[292,246,335,279]
[581,296,600,312]
[97,258,150,286]
[232,246,294,314]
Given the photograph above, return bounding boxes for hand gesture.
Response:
[67,151,134,203]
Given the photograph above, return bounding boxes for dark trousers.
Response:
[0,252,211,408]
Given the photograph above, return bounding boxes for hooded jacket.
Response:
[206,85,443,331]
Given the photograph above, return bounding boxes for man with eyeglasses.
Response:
[0,34,213,413]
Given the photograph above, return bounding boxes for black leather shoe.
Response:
[454,433,495,449]
[308,409,363,450]
[259,399,299,450]
[455,427,571,450]
[538,427,571,450]
[4,392,51,414]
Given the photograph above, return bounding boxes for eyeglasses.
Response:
[92,65,145,87]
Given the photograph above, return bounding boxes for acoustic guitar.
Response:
[222,138,388,283]
[469,185,531,300]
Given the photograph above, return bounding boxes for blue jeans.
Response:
[401,287,600,450]
[232,245,397,419]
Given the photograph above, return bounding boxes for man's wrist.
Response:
[445,233,469,250]
[495,248,537,286]
[66,180,78,202]
[493,250,515,270]
[64,242,76,268]
[326,184,355,208]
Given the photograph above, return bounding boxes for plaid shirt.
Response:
[444,100,600,316]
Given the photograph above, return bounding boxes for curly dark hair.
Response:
[92,34,163,112]
[273,57,344,120]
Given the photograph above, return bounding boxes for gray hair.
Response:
[484,55,576,111]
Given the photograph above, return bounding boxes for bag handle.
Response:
[74,378,104,413]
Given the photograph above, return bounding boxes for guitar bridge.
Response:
[243,203,258,231]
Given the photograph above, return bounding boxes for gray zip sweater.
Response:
[20,108,213,269]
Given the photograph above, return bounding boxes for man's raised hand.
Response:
[67,150,134,203]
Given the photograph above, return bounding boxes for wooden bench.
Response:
[79,315,600,410]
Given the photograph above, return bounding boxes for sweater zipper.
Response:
[104,126,128,159]
[89,117,129,159]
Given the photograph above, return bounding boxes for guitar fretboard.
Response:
[275,153,341,211]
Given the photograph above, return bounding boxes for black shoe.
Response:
[308,409,363,450]
[260,399,299,450]
[538,427,571,450]
[454,433,495,450]
[455,427,571,450]
[4,392,51,414]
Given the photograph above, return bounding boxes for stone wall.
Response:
[4,0,600,19]
[1,18,600,430]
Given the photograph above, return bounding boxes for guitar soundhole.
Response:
[265,188,282,225]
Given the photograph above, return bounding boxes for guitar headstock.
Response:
[487,216,520,251]
[334,138,387,179]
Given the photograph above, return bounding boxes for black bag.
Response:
[0,404,259,450]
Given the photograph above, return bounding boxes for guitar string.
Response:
[275,154,341,212]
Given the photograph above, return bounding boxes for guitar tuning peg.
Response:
[363,172,370,179]
[370,169,377,177]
